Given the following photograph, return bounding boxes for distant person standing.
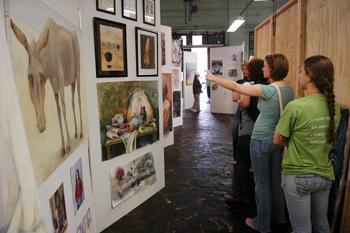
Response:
[191,74,202,112]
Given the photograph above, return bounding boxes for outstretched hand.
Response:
[205,70,215,81]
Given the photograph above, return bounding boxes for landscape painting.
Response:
[97,81,159,161]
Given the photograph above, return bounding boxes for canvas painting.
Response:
[185,63,197,85]
[173,91,181,118]
[97,81,159,161]
[110,152,157,208]
[161,32,166,66]
[70,158,85,214]
[172,68,180,91]
[49,184,67,233]
[162,73,173,134]
[211,60,223,75]
[8,0,87,185]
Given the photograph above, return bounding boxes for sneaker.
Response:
[245,218,257,231]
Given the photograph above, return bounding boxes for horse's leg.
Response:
[71,81,78,138]
[59,88,71,153]
[54,93,65,156]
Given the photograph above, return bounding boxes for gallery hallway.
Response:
[103,98,291,233]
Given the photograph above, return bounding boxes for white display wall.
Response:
[183,51,198,110]
[209,45,243,114]
[1,0,167,232]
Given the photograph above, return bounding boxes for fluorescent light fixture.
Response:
[227,16,245,32]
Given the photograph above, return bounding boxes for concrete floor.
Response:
[103,97,292,233]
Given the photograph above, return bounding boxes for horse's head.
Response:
[11,20,49,133]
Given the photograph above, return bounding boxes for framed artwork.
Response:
[173,91,181,118]
[143,0,155,26]
[161,32,166,65]
[70,158,85,214]
[49,184,68,233]
[211,60,223,75]
[135,27,158,76]
[122,0,137,21]
[185,63,197,85]
[96,0,116,15]
[162,73,173,134]
[93,17,127,77]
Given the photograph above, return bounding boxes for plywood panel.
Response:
[254,19,271,59]
[305,0,350,106]
[275,2,298,93]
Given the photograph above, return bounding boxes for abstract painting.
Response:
[185,63,197,85]
[8,0,87,185]
[70,158,85,214]
[110,153,157,208]
[162,73,173,134]
[93,17,127,77]
[49,184,67,233]
[97,81,159,161]
[173,91,181,118]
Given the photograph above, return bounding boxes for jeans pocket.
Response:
[295,176,315,196]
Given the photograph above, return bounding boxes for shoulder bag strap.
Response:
[271,83,284,116]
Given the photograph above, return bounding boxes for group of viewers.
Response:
[206,54,340,233]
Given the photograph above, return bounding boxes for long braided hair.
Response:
[304,55,336,145]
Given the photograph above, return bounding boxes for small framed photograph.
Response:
[93,17,127,77]
[96,0,116,15]
[143,0,155,26]
[135,27,158,76]
[122,0,137,21]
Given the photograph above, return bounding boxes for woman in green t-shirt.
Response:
[274,55,339,233]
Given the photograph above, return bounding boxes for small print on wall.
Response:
[122,0,137,20]
[172,68,180,91]
[211,60,223,75]
[110,152,157,208]
[162,73,173,134]
[97,81,159,161]
[143,0,155,26]
[49,184,67,233]
[185,63,197,85]
[173,91,181,118]
[172,38,182,69]
[70,158,85,214]
[227,68,238,78]
[93,17,127,77]
[161,32,166,66]
[136,27,158,76]
[96,0,116,15]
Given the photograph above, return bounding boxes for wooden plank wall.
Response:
[305,0,350,106]
[254,0,350,106]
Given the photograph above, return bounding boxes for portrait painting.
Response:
[70,158,85,214]
[110,153,157,208]
[93,17,127,77]
[172,68,180,91]
[96,0,115,15]
[136,27,158,76]
[143,0,155,26]
[211,60,223,75]
[161,32,166,66]
[122,0,137,20]
[173,91,181,118]
[162,73,173,134]
[97,81,159,161]
[185,63,197,85]
[49,184,67,233]
[8,0,87,185]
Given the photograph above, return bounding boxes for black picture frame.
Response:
[93,17,128,77]
[143,0,155,26]
[135,27,158,77]
[96,0,116,15]
[122,0,137,21]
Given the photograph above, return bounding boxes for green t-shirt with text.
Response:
[276,95,340,180]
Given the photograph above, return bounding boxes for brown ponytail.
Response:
[304,55,336,145]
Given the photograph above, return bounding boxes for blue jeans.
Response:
[282,174,332,233]
[250,139,286,233]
